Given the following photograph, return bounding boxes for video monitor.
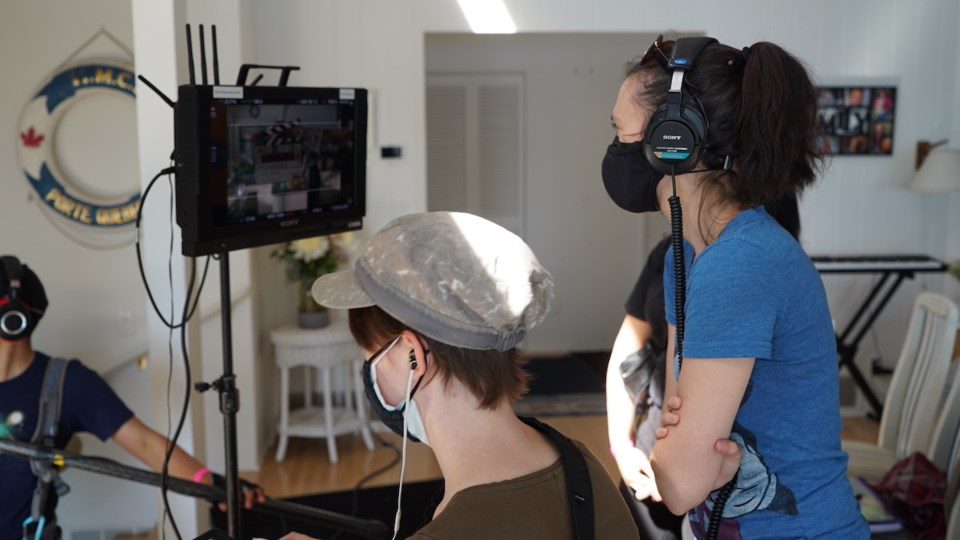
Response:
[175,85,367,256]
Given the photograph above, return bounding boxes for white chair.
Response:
[843,292,959,482]
[929,362,960,484]
[942,431,960,540]
[945,423,960,537]
[947,487,960,540]
[271,319,375,463]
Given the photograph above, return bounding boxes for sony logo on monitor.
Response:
[281,219,299,227]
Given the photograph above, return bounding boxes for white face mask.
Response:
[365,338,430,540]
[370,354,430,446]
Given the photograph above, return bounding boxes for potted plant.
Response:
[272,232,357,328]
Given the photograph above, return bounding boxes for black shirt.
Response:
[624,236,671,354]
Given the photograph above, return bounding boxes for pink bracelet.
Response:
[193,467,212,483]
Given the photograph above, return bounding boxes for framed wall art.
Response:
[816,85,896,156]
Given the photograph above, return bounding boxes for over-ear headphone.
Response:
[644,37,718,176]
[0,256,32,340]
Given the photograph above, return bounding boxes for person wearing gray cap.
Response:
[290,211,639,540]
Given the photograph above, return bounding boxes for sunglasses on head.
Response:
[641,34,670,70]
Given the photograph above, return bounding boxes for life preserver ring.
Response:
[17,62,140,228]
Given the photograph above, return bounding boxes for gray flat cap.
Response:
[312,212,553,351]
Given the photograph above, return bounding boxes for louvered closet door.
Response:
[426,73,525,237]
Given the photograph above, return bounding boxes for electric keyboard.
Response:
[811,255,946,273]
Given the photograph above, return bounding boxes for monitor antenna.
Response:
[199,25,208,84]
[212,25,220,85]
[185,23,221,86]
[185,24,196,85]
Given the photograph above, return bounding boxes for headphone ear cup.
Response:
[643,105,671,175]
[644,99,708,176]
[0,304,30,340]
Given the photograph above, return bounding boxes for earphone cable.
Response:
[391,370,416,540]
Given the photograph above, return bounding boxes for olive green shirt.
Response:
[408,441,640,540]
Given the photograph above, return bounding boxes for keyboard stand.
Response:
[834,270,910,418]
[813,255,947,419]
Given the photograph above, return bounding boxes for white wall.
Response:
[0,1,146,373]
[0,1,167,537]
[946,4,960,302]
[425,33,657,352]
[250,0,960,378]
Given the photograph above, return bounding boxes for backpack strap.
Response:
[30,357,70,446]
[24,357,71,540]
[519,416,595,540]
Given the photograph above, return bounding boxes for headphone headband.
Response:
[1,256,23,298]
[668,37,718,71]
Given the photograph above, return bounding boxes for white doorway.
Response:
[426,73,525,236]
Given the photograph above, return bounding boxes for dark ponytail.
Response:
[628,39,823,208]
[735,42,822,205]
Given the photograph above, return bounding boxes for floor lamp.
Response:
[911,145,960,193]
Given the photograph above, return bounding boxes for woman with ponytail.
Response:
[601,36,868,538]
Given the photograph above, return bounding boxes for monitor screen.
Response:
[214,97,359,227]
[175,86,366,256]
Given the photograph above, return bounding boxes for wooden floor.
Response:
[244,414,881,499]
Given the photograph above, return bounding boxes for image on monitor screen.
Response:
[215,99,357,226]
[175,84,366,256]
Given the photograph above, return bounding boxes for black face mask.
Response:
[601,136,663,213]
[361,352,425,443]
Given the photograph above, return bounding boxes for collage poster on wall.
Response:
[816,86,896,156]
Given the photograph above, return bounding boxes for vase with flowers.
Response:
[272,232,357,328]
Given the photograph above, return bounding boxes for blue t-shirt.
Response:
[0,353,134,539]
[664,207,868,539]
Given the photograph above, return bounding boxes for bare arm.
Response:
[606,315,664,500]
[650,324,754,514]
[605,315,652,454]
[112,417,206,481]
[112,417,266,508]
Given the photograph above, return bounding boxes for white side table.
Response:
[271,319,374,463]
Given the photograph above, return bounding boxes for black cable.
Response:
[155,175,180,539]
[669,172,686,372]
[159,256,197,540]
[163,326,179,540]
[327,432,402,540]
[707,477,737,540]
[135,164,212,539]
[164,174,180,540]
[135,166,211,330]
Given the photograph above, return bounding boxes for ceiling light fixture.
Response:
[457,0,517,34]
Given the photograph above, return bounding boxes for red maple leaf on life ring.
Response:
[20,126,45,148]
